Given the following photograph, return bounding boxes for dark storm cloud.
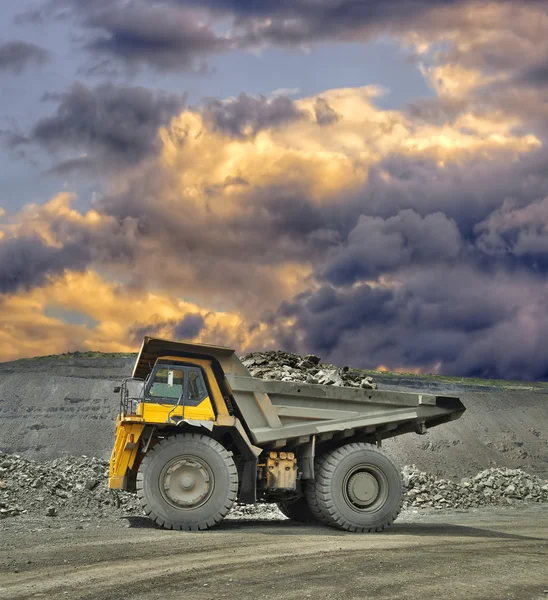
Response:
[71,141,548,320]
[178,0,463,15]
[170,0,532,51]
[516,60,548,87]
[321,210,462,285]
[129,313,205,344]
[26,0,546,79]
[76,159,350,320]
[30,0,238,72]
[17,0,235,72]
[269,141,548,380]
[94,173,331,283]
[0,236,90,294]
[314,98,339,126]
[0,41,49,73]
[174,313,205,339]
[475,197,548,260]
[175,0,464,32]
[85,2,235,72]
[352,149,548,239]
[202,93,306,138]
[33,0,486,72]
[279,266,548,381]
[9,82,186,172]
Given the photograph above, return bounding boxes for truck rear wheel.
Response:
[304,455,332,525]
[137,434,238,531]
[312,443,403,532]
[277,496,317,523]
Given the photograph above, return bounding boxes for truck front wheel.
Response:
[312,443,403,532]
[137,434,238,531]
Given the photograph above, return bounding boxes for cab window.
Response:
[148,367,185,403]
[187,368,207,406]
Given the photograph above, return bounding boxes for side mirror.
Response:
[113,386,121,393]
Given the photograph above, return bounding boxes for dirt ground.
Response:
[0,506,547,600]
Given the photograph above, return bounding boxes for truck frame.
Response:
[109,337,465,531]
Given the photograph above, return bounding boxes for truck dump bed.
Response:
[227,374,465,449]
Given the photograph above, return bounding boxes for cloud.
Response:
[314,98,339,126]
[402,3,548,140]
[0,235,90,294]
[476,197,548,261]
[176,0,470,46]
[519,60,548,87]
[70,0,237,72]
[25,0,548,94]
[174,313,205,339]
[2,65,548,379]
[0,41,50,73]
[279,265,548,380]
[8,82,186,172]
[0,269,268,361]
[270,87,301,97]
[3,84,541,304]
[321,210,462,285]
[202,93,306,138]
[128,312,205,343]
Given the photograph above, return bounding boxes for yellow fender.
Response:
[109,417,145,489]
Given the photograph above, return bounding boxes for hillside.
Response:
[0,352,547,478]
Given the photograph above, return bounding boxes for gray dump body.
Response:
[227,374,465,450]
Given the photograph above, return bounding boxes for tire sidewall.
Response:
[140,436,236,528]
[322,447,402,529]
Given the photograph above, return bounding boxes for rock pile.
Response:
[403,465,548,510]
[2,450,547,523]
[0,452,140,520]
[241,350,377,389]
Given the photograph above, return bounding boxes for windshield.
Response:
[148,367,185,401]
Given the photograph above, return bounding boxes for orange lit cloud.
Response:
[0,270,273,362]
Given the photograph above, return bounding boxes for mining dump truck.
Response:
[109,337,465,532]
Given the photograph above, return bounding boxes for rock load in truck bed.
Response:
[241,350,377,389]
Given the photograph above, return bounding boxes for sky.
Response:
[1,0,548,380]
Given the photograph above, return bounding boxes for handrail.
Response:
[119,377,145,417]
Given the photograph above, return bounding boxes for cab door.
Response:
[183,367,214,420]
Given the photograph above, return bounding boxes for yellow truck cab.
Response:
[139,357,216,423]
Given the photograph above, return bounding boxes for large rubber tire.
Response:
[277,495,317,523]
[304,454,332,526]
[137,434,238,531]
[313,443,403,532]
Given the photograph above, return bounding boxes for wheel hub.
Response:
[346,471,379,507]
[162,459,211,508]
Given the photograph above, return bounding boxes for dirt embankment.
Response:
[0,355,134,461]
[381,379,548,479]
[0,353,547,478]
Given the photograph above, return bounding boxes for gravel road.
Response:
[1,506,546,600]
